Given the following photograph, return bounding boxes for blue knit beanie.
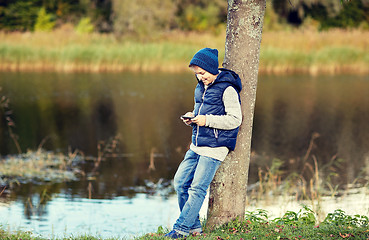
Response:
[189,48,219,75]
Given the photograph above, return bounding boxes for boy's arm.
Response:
[205,86,242,130]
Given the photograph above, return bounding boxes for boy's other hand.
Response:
[192,115,206,126]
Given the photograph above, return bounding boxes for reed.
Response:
[0,149,84,187]
[0,29,368,74]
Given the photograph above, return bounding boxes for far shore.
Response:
[0,29,368,75]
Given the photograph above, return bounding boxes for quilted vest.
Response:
[191,68,242,151]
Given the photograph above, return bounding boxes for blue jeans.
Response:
[172,149,221,235]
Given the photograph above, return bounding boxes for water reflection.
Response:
[251,74,369,185]
[0,72,369,237]
[0,72,195,195]
[1,192,180,238]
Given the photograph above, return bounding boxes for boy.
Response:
[165,48,242,239]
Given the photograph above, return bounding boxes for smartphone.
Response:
[181,115,194,120]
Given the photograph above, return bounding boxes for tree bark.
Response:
[206,0,266,230]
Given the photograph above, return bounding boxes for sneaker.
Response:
[165,230,186,239]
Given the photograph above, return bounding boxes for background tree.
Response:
[175,0,227,32]
[206,0,266,229]
[272,0,369,29]
[34,7,55,32]
[111,0,177,37]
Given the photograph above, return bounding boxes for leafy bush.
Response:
[323,209,369,227]
[34,8,55,32]
[274,205,316,226]
[75,17,94,34]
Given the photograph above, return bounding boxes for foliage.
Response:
[75,17,94,34]
[0,1,39,31]
[272,0,369,30]
[323,209,369,227]
[0,0,367,35]
[111,0,177,37]
[176,0,227,32]
[263,0,285,31]
[34,8,55,32]
[319,0,369,29]
[274,205,317,226]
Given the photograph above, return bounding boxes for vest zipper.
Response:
[195,87,207,146]
[214,129,218,139]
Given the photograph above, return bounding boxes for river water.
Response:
[0,71,368,238]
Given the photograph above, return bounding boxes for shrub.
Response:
[75,17,94,34]
[34,7,55,32]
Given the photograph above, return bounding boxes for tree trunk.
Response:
[206,0,266,230]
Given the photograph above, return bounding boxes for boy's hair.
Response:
[189,48,219,75]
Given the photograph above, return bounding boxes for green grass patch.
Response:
[140,207,369,240]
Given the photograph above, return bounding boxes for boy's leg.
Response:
[173,149,199,212]
[173,155,221,236]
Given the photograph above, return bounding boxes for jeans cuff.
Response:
[173,228,190,236]
[189,227,203,233]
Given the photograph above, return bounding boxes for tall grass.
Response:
[0,29,368,74]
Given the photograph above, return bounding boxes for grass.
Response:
[1,207,368,239]
[0,29,368,74]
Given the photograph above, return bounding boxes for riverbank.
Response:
[0,29,368,75]
[1,206,368,239]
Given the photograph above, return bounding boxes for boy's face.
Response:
[191,66,218,86]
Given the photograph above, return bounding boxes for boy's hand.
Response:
[192,115,206,126]
[181,112,194,125]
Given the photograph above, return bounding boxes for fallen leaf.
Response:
[339,232,350,238]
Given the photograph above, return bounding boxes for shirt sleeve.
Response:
[205,86,242,130]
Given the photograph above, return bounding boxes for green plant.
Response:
[323,209,369,227]
[274,205,316,226]
[34,7,55,32]
[245,209,269,223]
[75,17,94,34]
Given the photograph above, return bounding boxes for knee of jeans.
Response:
[174,178,192,195]
[188,184,207,197]
[173,176,184,193]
